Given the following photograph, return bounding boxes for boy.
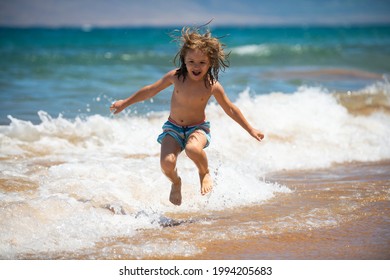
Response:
[110,26,264,206]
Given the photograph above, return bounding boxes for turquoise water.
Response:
[1,26,389,124]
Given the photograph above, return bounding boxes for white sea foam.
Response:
[231,44,272,56]
[231,43,304,57]
[1,86,390,258]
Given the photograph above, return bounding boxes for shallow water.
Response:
[7,161,388,260]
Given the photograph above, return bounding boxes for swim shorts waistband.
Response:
[168,116,206,128]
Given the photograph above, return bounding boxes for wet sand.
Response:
[192,160,390,260]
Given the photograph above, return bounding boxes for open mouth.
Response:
[192,71,201,76]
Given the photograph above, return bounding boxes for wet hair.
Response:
[172,25,230,87]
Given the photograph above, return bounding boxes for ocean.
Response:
[0,26,389,260]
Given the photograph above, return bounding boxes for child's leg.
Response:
[160,135,182,205]
[185,131,212,195]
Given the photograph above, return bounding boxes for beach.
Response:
[1,26,389,260]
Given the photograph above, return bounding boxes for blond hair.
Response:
[173,26,229,87]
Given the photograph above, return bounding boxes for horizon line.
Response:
[2,22,390,29]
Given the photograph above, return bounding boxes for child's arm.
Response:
[212,83,264,142]
[110,70,175,114]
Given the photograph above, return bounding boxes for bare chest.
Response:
[172,82,212,106]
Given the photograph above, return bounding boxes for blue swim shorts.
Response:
[157,119,211,150]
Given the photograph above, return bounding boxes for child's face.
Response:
[184,49,210,82]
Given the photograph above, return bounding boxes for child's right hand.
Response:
[110,100,126,114]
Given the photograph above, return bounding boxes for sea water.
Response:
[1,26,390,259]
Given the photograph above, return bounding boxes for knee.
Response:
[160,153,177,173]
[185,142,202,159]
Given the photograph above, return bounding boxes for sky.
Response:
[1,0,390,27]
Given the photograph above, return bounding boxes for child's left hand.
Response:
[250,128,265,142]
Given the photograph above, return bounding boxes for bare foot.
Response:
[200,171,213,195]
[169,177,182,206]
